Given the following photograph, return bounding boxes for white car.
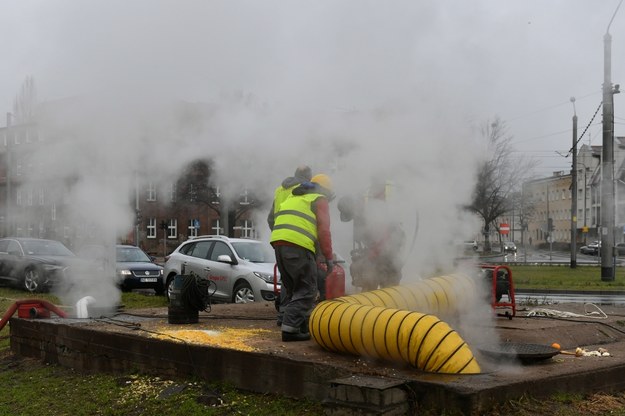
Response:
[464,240,479,251]
[163,235,279,304]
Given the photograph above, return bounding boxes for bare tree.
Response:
[175,159,268,237]
[468,117,536,252]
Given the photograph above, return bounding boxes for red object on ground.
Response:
[481,264,516,319]
[325,264,345,299]
[17,303,51,319]
[0,299,67,332]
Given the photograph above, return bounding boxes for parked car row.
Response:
[0,235,345,306]
[579,241,625,256]
[0,237,165,294]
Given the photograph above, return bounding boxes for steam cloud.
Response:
[8,2,512,309]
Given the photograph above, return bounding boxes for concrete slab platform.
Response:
[8,301,625,415]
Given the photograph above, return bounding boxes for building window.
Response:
[147,182,156,201]
[27,189,33,206]
[169,183,176,203]
[188,219,199,238]
[51,203,56,221]
[147,218,156,239]
[211,186,221,204]
[15,157,22,176]
[167,219,177,239]
[16,190,21,206]
[211,219,223,235]
[240,188,250,205]
[39,188,44,205]
[240,219,255,238]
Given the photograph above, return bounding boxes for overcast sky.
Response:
[1,1,624,284]
[1,1,624,178]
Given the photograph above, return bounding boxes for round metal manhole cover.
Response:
[476,342,559,364]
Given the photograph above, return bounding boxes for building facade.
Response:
[523,171,572,248]
[0,119,262,257]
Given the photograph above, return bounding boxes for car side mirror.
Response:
[217,254,236,265]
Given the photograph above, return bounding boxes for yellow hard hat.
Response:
[311,174,333,192]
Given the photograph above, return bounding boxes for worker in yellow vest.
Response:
[267,165,312,230]
[270,174,335,342]
[267,166,312,327]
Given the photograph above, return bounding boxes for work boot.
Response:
[281,331,311,342]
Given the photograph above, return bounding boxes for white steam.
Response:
[11,2,500,309]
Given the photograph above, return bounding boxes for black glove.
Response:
[325,260,334,275]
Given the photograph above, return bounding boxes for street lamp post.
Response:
[580,164,591,245]
[571,97,578,268]
[4,113,11,238]
[600,1,622,281]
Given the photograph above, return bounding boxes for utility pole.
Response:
[4,113,11,237]
[571,97,578,268]
[600,1,622,281]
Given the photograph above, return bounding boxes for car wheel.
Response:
[166,274,177,301]
[24,267,44,293]
[233,281,254,304]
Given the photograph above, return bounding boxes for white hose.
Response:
[526,303,607,319]
[76,296,96,318]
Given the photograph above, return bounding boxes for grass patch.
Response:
[509,265,625,291]
[0,286,323,416]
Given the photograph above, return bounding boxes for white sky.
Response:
[1,0,624,283]
[1,1,623,178]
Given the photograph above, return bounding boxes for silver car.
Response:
[163,235,279,304]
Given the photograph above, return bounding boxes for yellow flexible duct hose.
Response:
[338,273,480,316]
[309,273,482,374]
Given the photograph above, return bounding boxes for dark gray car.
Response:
[115,245,164,294]
[0,237,76,292]
[76,244,164,294]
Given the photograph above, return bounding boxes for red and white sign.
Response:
[500,223,510,235]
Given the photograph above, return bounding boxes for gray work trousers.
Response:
[275,244,317,334]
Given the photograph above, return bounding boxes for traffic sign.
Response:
[500,223,510,235]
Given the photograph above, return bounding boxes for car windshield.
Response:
[231,241,275,263]
[116,247,151,263]
[21,240,74,256]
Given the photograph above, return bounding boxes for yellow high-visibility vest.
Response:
[270,193,322,253]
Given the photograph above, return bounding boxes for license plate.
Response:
[140,277,158,283]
